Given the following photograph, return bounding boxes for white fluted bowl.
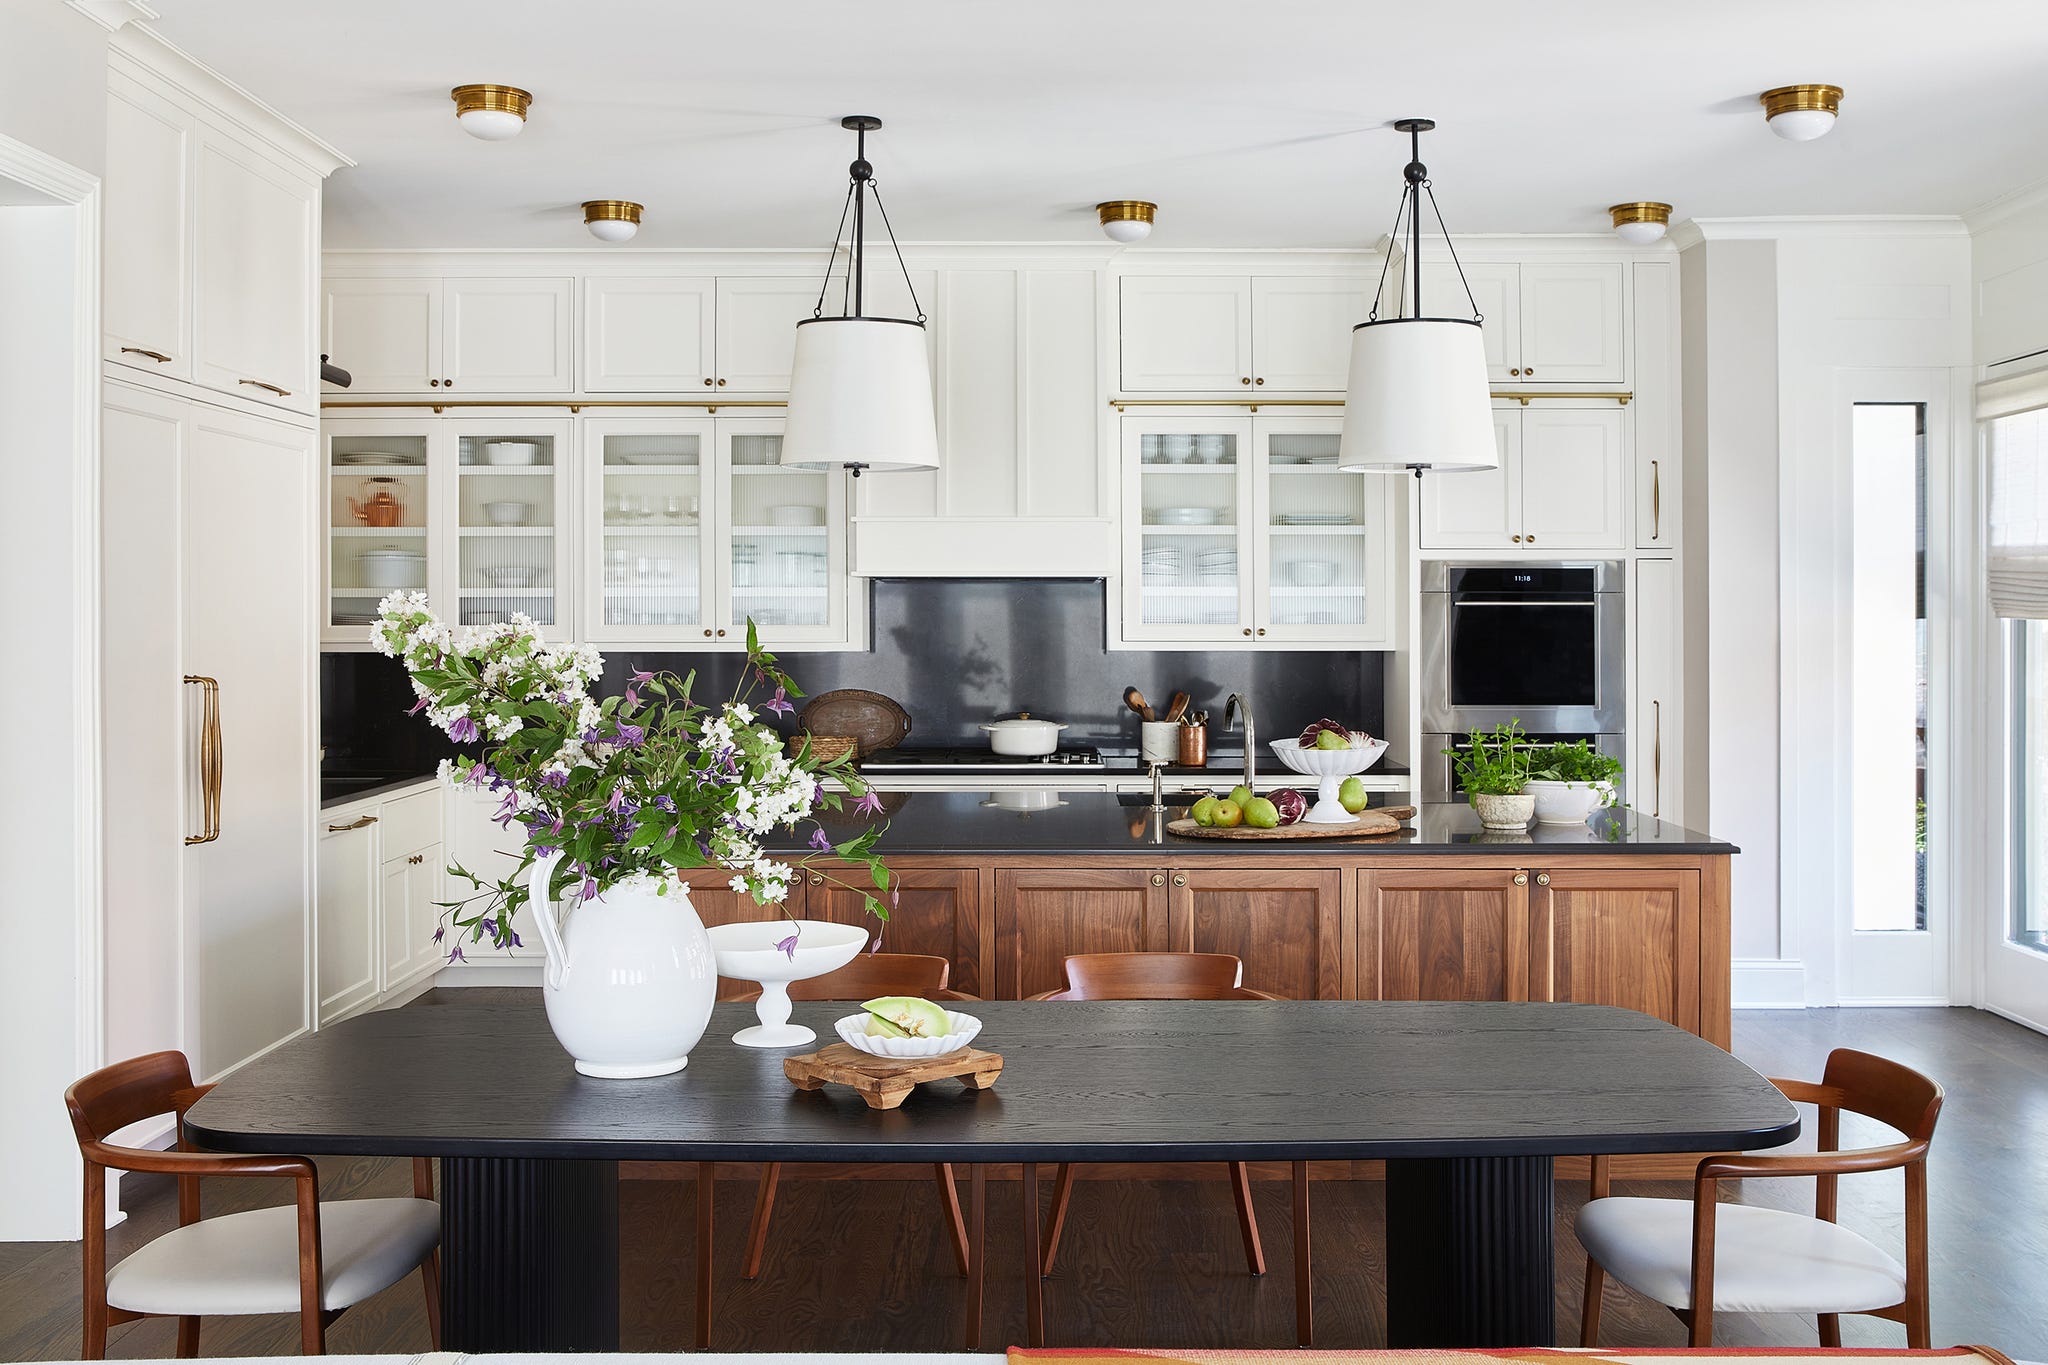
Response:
[835,1010,982,1059]
[1269,736,1390,823]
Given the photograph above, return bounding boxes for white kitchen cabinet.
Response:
[581,416,719,642]
[1631,557,1682,824]
[714,277,817,391]
[192,127,318,413]
[325,277,573,393]
[717,418,854,646]
[104,70,193,380]
[1418,403,1624,553]
[580,276,715,393]
[443,782,545,964]
[381,841,446,992]
[318,812,379,1026]
[323,417,574,644]
[1119,275,1371,393]
[1419,260,1626,385]
[1633,260,1680,550]
[1118,412,1392,648]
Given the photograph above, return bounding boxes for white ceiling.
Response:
[149,0,2048,251]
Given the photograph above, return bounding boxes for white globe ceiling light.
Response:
[582,200,642,243]
[1608,201,1673,244]
[781,116,940,476]
[1339,118,1498,476]
[1761,84,1844,141]
[1096,200,1157,243]
[450,84,531,141]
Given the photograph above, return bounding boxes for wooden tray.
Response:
[796,689,912,758]
[784,1043,1004,1110]
[1167,805,1417,841]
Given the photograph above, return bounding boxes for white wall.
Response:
[0,0,106,179]
[1971,188,2048,371]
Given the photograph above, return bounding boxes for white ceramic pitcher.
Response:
[525,850,717,1078]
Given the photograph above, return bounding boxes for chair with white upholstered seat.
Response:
[66,1050,442,1357]
[1576,1047,1943,1348]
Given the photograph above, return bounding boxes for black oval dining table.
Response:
[185,998,1798,1352]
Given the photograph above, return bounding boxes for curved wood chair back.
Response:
[1814,1047,1944,1146]
[784,952,974,1002]
[1039,951,1282,1001]
[65,1049,198,1151]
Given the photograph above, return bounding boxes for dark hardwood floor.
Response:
[4,1001,2043,1357]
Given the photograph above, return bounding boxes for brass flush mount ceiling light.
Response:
[1608,201,1673,244]
[1760,84,1843,141]
[451,84,532,141]
[581,200,642,243]
[1096,200,1157,243]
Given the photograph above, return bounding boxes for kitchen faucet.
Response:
[1224,692,1256,790]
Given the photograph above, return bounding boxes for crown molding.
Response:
[1679,215,1969,241]
[64,0,157,32]
[1965,177,2048,232]
[109,25,353,174]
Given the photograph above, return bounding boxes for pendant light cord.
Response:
[1364,122,1482,325]
[808,120,927,326]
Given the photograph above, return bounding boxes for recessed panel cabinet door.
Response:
[1541,869,1699,1029]
[1418,406,1519,550]
[1119,276,1254,391]
[994,868,1169,999]
[805,865,984,997]
[1519,262,1627,384]
[318,823,378,1026]
[1518,406,1625,550]
[1422,262,1518,381]
[1169,867,1342,999]
[1358,868,1530,1002]
[1249,277,1369,391]
[444,278,574,392]
[323,279,441,393]
[582,277,715,392]
[192,129,315,411]
[714,277,816,391]
[105,73,193,378]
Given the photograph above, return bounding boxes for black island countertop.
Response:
[781,791,1736,857]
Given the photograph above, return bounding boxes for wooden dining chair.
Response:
[1028,952,1281,1280]
[1577,1047,1943,1348]
[65,1050,441,1358]
[732,952,976,1281]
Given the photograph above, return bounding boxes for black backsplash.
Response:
[323,579,1385,778]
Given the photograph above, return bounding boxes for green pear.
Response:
[1228,784,1256,809]
[1244,796,1281,829]
[1339,776,1368,814]
[1211,799,1244,828]
[1314,729,1349,751]
[1190,795,1220,826]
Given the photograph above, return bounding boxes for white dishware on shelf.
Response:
[1277,512,1355,526]
[769,503,823,527]
[358,548,424,589]
[483,441,540,466]
[1152,506,1220,526]
[834,1009,982,1060]
[1269,736,1391,823]
[1287,559,1340,587]
[1160,434,1194,462]
[707,920,870,1048]
[481,565,538,588]
[1193,434,1228,462]
[1140,433,1162,462]
[483,500,532,527]
[334,450,422,467]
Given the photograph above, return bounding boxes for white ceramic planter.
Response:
[1469,791,1536,831]
[525,852,718,1078]
[1525,779,1615,825]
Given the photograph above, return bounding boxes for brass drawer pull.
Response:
[408,852,426,865]
[1650,459,1662,540]
[1172,873,1187,887]
[811,873,825,886]
[326,814,378,832]
[121,346,173,364]
[239,378,291,397]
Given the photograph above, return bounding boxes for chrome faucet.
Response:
[1224,692,1256,790]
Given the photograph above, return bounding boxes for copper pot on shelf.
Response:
[348,477,406,528]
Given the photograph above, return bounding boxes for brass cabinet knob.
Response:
[703,628,714,637]
[1525,535,1535,544]
[1150,872,1166,887]
[1254,377,1265,386]
[1512,534,1523,543]
[704,377,714,387]
[1242,627,1253,637]
[716,628,727,638]
[1171,873,1187,887]
[1523,367,1534,377]
[1256,627,1266,637]
[717,378,727,387]
[1241,377,1252,385]
[442,380,452,389]
[430,378,441,387]
[1512,872,1528,886]
[1535,872,1551,886]
[810,873,825,886]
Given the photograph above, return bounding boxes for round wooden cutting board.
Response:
[1166,806,1416,840]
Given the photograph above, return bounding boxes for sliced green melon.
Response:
[862,996,952,1039]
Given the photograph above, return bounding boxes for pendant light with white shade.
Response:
[780,116,939,477]
[1338,118,1498,477]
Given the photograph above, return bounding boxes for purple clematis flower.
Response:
[631,669,655,684]
[774,932,799,960]
[606,783,629,813]
[579,875,599,902]
[533,844,559,859]
[491,790,519,829]
[764,686,794,718]
[480,917,497,938]
[614,722,646,747]
[808,827,833,853]
[432,926,445,944]
[447,944,466,963]
[407,695,430,716]
[447,715,481,744]
[853,790,884,817]
[509,930,523,948]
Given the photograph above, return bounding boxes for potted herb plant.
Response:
[1525,740,1625,826]
[1444,721,1536,830]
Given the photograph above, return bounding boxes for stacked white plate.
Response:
[1196,547,1237,583]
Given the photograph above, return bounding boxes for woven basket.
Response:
[788,733,858,765]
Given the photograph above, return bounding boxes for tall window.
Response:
[2017,619,2048,951]
[1997,406,2048,952]
[1850,403,1929,932]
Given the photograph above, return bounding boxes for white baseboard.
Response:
[1732,958,1808,1008]
[433,961,543,987]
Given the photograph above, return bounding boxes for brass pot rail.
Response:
[320,399,789,415]
[1108,391,1631,411]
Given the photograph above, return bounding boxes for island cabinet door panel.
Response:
[994,868,1170,999]
[1540,869,1700,1030]
[1358,869,1531,1003]
[1167,867,1343,999]
[802,866,983,998]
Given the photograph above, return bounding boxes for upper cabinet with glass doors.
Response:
[1118,414,1392,648]
[323,417,574,644]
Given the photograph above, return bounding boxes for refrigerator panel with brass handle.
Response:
[183,675,222,845]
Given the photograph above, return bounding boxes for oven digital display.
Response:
[1448,602,1599,707]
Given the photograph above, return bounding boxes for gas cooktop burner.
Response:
[858,745,1106,771]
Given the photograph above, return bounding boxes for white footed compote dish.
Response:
[708,920,869,1048]
[1270,736,1391,824]
[834,1010,983,1059]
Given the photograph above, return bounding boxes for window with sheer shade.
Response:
[1988,401,2048,619]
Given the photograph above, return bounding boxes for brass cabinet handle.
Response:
[703,377,714,387]
[184,675,223,845]
[1512,872,1528,886]
[407,852,425,865]
[1524,367,1535,376]
[1172,873,1187,887]
[1254,377,1264,386]
[239,378,291,397]
[1150,872,1166,887]
[121,346,173,364]
[1256,627,1266,637]
[1535,872,1550,887]
[1650,459,1662,540]
[1652,699,1662,819]
[1510,367,1522,377]
[326,814,377,833]
[716,628,727,638]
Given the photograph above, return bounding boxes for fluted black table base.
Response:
[439,1157,620,1351]
[1385,1155,1556,1347]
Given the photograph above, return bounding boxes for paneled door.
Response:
[1248,277,1369,391]
[993,868,1170,999]
[1121,414,1256,642]
[443,278,574,393]
[1421,262,1518,381]
[1518,406,1625,550]
[1119,276,1255,391]
[715,418,849,645]
[446,419,575,640]
[1539,868,1699,1030]
[714,277,817,391]
[1518,263,1627,384]
[1252,416,1394,646]
[1418,405,1519,550]
[581,417,718,643]
[1169,866,1342,999]
[105,70,193,380]
[322,278,441,393]
[325,420,432,643]
[805,865,984,997]
[581,276,716,392]
[317,818,379,1027]
[1358,868,1532,1002]
[191,127,315,413]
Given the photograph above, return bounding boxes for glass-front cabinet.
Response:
[323,417,574,645]
[1119,413,1392,647]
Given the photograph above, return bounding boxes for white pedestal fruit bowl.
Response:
[1269,736,1390,824]
[707,920,870,1048]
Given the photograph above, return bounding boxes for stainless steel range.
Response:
[1419,560,1626,801]
[857,746,1107,774]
